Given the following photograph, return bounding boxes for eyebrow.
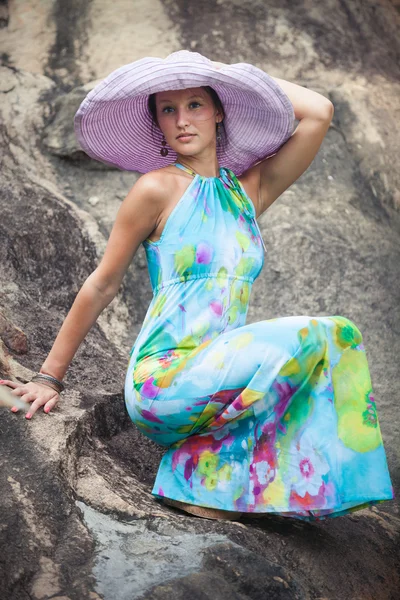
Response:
[158,95,203,104]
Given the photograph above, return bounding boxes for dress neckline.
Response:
[174,162,225,180]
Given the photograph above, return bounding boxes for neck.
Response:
[176,156,221,178]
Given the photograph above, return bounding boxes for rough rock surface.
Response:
[0,1,399,599]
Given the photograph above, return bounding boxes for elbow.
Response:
[85,269,120,303]
[318,100,334,122]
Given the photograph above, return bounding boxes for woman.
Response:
[1,50,394,522]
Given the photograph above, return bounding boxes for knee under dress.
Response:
[124,162,394,520]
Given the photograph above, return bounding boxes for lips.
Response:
[177,133,195,139]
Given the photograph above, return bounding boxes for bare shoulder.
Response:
[129,168,171,202]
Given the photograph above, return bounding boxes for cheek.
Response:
[157,115,169,130]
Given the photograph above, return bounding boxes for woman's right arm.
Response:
[0,173,166,419]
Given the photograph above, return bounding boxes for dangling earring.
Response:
[216,122,222,144]
[160,134,168,157]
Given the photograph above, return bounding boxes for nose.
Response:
[176,107,191,128]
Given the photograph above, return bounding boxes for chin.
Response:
[173,141,198,150]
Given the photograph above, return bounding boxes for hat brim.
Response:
[74,51,295,176]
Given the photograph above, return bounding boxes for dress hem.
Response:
[151,490,395,520]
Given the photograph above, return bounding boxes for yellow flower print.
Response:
[240,388,265,408]
[337,410,382,452]
[230,331,254,350]
[205,472,219,491]
[150,293,167,318]
[262,473,286,507]
[225,303,239,325]
[279,356,301,377]
[236,230,250,251]
[229,280,250,313]
[234,256,256,277]
[193,402,221,432]
[209,349,225,369]
[218,463,232,482]
[197,450,219,476]
[175,423,197,435]
[330,316,363,350]
[156,337,213,389]
[216,266,228,288]
[332,348,381,452]
[280,320,326,384]
[191,321,210,339]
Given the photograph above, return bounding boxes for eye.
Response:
[161,101,202,114]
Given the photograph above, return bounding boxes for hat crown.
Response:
[165,49,212,67]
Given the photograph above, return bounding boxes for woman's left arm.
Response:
[271,76,333,121]
[244,77,334,215]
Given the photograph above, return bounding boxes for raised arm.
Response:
[0,173,165,418]
[241,76,334,216]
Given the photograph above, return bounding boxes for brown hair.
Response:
[147,86,227,149]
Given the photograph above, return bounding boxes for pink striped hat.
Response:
[74,50,295,176]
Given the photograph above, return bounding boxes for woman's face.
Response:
[155,87,222,156]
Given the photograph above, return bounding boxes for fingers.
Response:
[0,379,60,418]
[44,397,59,414]
[9,385,31,413]
[0,384,29,411]
[25,393,60,419]
[25,398,44,419]
[0,379,22,389]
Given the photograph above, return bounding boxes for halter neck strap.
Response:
[174,162,224,179]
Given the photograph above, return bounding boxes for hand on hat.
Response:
[212,61,226,70]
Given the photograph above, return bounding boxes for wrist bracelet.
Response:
[31,378,61,393]
[32,375,64,393]
[32,373,65,393]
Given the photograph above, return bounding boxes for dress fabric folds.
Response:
[124,162,394,520]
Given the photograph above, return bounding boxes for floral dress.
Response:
[124,162,394,520]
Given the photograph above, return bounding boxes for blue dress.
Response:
[124,162,394,520]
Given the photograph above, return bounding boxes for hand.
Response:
[0,379,60,419]
[212,60,226,70]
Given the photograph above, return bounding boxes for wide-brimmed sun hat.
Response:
[74,49,295,176]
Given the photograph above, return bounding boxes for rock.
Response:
[0,311,29,354]
[137,543,305,599]
[0,340,12,378]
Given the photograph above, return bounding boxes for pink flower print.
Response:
[196,241,213,264]
[254,460,275,486]
[142,376,161,400]
[209,300,224,316]
[291,431,330,498]
[273,381,297,421]
[139,408,164,423]
[362,392,378,427]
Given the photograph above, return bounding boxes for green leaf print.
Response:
[216,266,229,288]
[234,256,255,277]
[174,245,196,277]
